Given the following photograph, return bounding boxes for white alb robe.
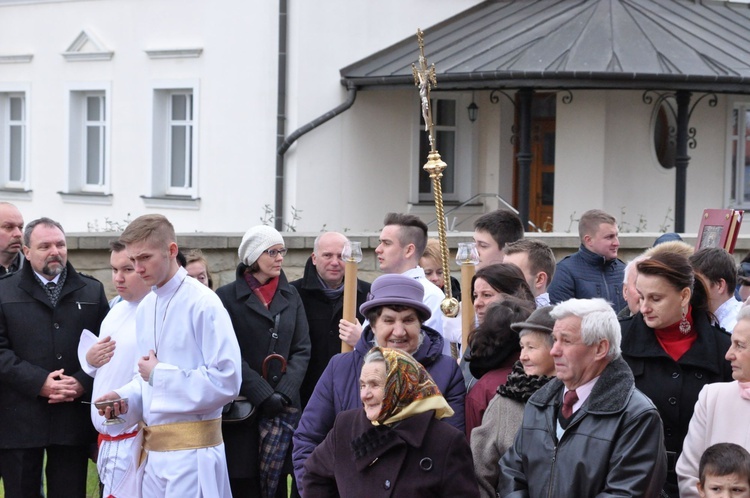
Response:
[78,298,143,497]
[116,267,242,498]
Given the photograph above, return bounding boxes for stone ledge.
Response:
[63,231,747,301]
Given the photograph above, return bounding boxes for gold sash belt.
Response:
[143,418,223,453]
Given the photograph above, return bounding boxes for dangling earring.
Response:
[679,307,691,335]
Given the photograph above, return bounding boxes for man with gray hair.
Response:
[291,231,371,408]
[498,298,667,497]
[618,254,647,319]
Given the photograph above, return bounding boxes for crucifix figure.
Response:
[412,29,438,150]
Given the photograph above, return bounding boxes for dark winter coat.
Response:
[498,358,667,497]
[292,323,466,491]
[303,409,479,498]
[216,265,311,479]
[290,256,370,408]
[0,262,109,448]
[548,244,626,311]
[620,311,732,498]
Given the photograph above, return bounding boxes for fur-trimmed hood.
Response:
[529,357,635,414]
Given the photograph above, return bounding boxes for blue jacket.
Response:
[292,323,466,491]
[548,245,626,311]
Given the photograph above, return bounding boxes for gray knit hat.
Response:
[238,225,285,266]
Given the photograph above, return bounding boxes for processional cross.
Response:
[412,29,459,318]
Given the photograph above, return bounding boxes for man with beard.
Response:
[0,217,109,498]
[0,202,24,276]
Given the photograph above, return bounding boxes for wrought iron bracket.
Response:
[642,90,717,149]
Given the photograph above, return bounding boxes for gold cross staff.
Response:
[412,29,459,319]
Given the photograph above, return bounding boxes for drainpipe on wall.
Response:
[275,0,289,231]
[274,0,358,230]
[275,79,358,230]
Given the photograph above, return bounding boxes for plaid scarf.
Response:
[37,267,67,308]
[258,406,299,498]
[244,272,279,309]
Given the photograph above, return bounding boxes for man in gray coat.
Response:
[498,298,667,497]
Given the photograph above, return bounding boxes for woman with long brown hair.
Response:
[620,251,732,498]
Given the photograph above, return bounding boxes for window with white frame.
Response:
[152,88,197,197]
[68,90,109,193]
[0,93,26,188]
[414,93,476,203]
[729,103,750,207]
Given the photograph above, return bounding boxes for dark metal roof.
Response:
[340,0,750,93]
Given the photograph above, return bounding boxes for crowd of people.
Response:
[0,201,748,498]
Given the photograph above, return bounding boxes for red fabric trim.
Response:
[97,430,138,448]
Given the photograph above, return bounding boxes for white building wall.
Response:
[553,90,734,235]
[0,0,283,232]
[554,90,607,232]
[285,0,485,232]
[0,0,742,237]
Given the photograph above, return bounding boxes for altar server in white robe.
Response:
[96,214,241,498]
[78,240,151,497]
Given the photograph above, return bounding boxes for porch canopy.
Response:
[340,0,750,232]
[341,0,750,93]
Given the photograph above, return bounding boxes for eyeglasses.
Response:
[263,248,288,258]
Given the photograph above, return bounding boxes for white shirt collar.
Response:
[34,271,61,286]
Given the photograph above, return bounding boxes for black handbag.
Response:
[223,314,281,424]
[222,395,255,423]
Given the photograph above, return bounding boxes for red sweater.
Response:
[465,352,519,439]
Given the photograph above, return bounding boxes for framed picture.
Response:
[695,209,743,253]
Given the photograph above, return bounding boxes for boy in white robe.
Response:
[78,241,151,497]
[96,214,241,498]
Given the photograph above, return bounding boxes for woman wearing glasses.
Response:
[216,225,311,498]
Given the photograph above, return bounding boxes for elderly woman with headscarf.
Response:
[292,274,466,493]
[302,347,479,497]
[676,305,750,497]
[216,225,311,498]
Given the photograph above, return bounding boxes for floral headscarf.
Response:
[369,347,454,426]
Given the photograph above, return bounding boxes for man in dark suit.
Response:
[0,217,109,498]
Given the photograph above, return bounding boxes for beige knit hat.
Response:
[238,225,285,266]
